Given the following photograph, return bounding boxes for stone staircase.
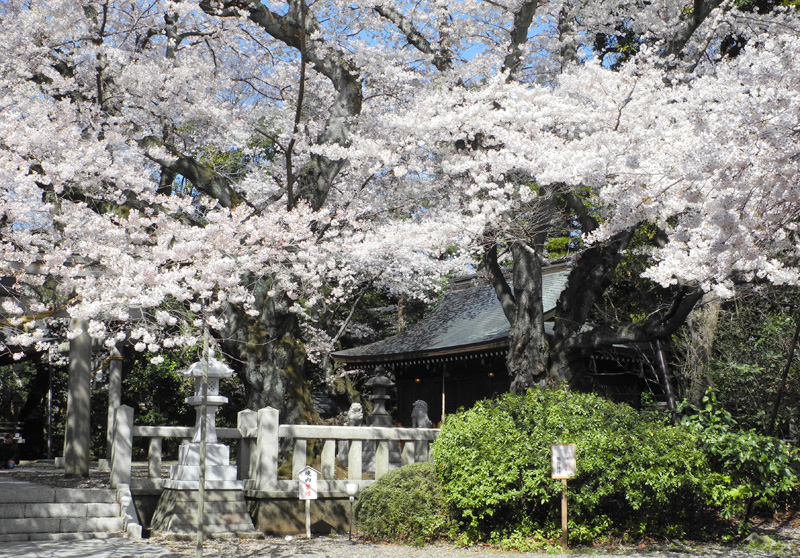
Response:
[0,480,141,542]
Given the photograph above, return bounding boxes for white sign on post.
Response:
[299,466,319,500]
[551,444,576,551]
[551,444,577,479]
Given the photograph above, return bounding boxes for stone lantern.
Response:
[365,366,395,427]
[185,357,232,444]
[151,356,258,537]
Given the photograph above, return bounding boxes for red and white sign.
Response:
[298,466,319,500]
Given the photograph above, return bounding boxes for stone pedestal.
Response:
[162,443,242,490]
[151,442,258,537]
[151,489,258,538]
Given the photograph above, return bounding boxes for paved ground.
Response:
[1,533,800,558]
[0,538,174,558]
[154,533,800,557]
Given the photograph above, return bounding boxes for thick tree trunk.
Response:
[222,278,316,424]
[546,347,582,389]
[506,242,549,391]
[678,293,722,405]
[486,241,550,392]
[546,232,634,387]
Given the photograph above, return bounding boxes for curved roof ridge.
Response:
[331,265,571,364]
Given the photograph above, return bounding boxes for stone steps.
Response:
[0,485,139,542]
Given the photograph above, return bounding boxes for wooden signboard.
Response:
[551,443,576,551]
[551,443,576,479]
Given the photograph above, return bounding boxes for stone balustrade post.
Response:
[148,436,162,479]
[375,441,389,479]
[292,439,307,479]
[401,441,415,466]
[252,407,279,491]
[348,440,362,480]
[321,440,335,479]
[415,440,430,463]
[237,409,257,481]
[110,404,134,488]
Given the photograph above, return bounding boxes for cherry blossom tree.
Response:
[363,0,800,391]
[0,0,469,420]
[1,0,798,417]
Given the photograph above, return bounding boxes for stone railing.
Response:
[109,405,439,497]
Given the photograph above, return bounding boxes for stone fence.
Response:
[108,404,440,499]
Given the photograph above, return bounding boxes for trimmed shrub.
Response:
[680,390,799,523]
[355,461,453,544]
[432,389,715,545]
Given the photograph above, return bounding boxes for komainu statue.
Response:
[411,400,432,428]
[337,402,364,467]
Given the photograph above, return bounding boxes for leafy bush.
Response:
[680,390,799,522]
[432,389,715,545]
[355,461,453,545]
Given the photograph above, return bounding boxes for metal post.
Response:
[346,482,358,541]
[196,325,209,558]
[349,497,354,540]
[47,364,52,460]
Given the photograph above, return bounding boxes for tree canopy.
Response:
[1,0,798,408]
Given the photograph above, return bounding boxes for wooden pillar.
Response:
[64,318,91,477]
[441,366,447,425]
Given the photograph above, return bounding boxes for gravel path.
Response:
[152,531,800,558]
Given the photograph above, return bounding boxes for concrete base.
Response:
[150,489,260,538]
[247,497,352,537]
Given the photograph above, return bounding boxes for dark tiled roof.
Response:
[331,267,570,364]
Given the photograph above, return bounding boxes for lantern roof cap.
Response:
[184,357,233,379]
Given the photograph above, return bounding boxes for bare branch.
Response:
[502,0,538,80]
[374,4,454,71]
[662,0,727,59]
[485,243,517,324]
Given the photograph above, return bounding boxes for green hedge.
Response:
[355,389,799,548]
[432,389,715,545]
[355,462,453,544]
[680,390,799,523]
